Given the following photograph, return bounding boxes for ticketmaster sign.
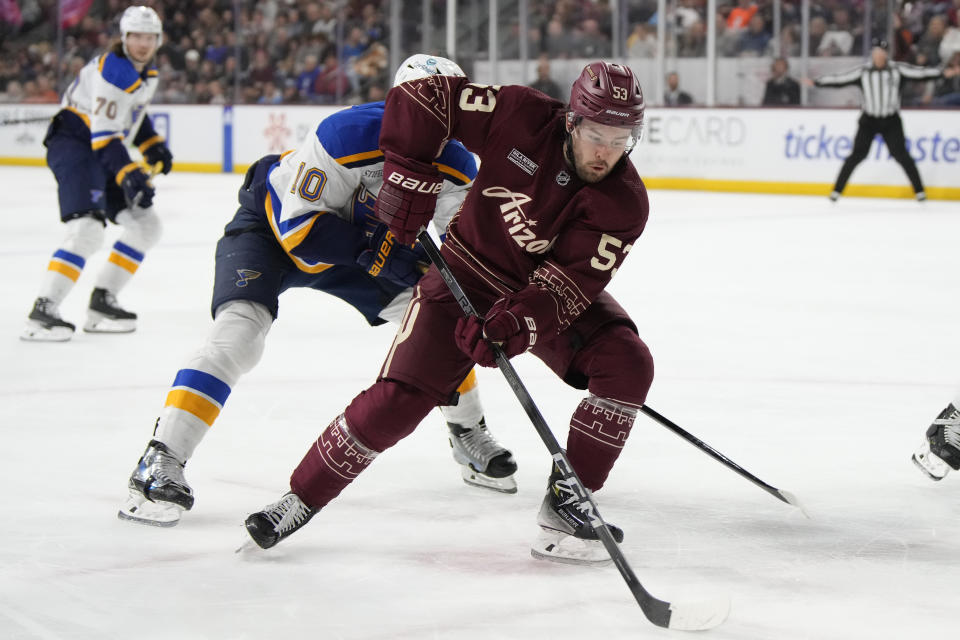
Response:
[632,108,960,200]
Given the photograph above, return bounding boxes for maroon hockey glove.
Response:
[375,152,443,244]
[455,286,548,367]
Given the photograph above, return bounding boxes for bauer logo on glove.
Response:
[366,229,397,277]
[386,170,444,194]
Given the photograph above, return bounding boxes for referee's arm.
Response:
[814,66,863,88]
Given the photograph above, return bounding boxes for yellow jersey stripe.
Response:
[436,162,471,185]
[335,149,383,166]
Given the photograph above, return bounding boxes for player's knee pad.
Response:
[344,379,438,452]
[582,323,654,407]
[115,207,163,251]
[61,215,106,258]
[195,300,273,380]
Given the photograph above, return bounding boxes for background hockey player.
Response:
[244,61,655,566]
[119,55,517,528]
[22,5,172,341]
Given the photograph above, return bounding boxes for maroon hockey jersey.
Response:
[380,76,649,337]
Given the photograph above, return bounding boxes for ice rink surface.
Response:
[1,166,958,639]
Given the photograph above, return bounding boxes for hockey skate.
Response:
[84,287,137,333]
[448,418,518,493]
[912,404,960,481]
[21,297,75,342]
[118,440,194,527]
[244,492,316,549]
[531,465,623,566]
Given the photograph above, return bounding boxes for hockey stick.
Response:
[417,228,729,631]
[0,115,53,126]
[639,405,808,516]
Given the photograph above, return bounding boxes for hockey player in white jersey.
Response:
[912,402,960,480]
[118,55,518,527]
[22,5,172,341]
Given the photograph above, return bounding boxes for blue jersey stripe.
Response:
[171,369,231,406]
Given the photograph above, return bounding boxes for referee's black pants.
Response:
[833,113,924,195]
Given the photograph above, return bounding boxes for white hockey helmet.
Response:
[393,54,465,86]
[120,5,163,49]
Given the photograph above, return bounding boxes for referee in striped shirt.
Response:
[808,38,958,202]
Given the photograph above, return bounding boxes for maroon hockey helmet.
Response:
[568,62,645,150]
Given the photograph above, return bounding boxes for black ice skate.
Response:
[531,464,623,566]
[448,418,518,493]
[84,287,137,333]
[244,492,316,549]
[912,404,960,480]
[118,440,194,527]
[21,297,75,342]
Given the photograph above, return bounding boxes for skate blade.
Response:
[530,529,611,566]
[912,452,949,481]
[20,322,74,342]
[460,466,518,494]
[117,494,182,527]
[84,314,136,333]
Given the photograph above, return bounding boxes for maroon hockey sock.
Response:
[565,396,636,491]
[290,414,379,509]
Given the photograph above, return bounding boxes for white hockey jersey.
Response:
[60,50,160,155]
[262,101,477,273]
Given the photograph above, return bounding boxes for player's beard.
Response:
[564,138,616,184]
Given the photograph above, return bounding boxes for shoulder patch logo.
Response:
[235,269,262,287]
[507,148,538,176]
[555,171,570,186]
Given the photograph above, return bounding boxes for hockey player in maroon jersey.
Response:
[245,61,654,565]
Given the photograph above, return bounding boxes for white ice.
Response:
[1,166,957,639]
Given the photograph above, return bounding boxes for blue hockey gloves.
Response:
[143,141,173,175]
[357,223,430,288]
[117,164,155,208]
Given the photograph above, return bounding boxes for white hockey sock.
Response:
[154,300,272,461]
[93,208,161,294]
[439,370,484,427]
[37,269,79,308]
[35,217,105,305]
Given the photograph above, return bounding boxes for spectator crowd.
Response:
[1,0,959,107]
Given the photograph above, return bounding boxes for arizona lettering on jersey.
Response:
[260,101,477,273]
[380,78,649,336]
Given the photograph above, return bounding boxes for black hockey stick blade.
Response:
[639,404,809,518]
[417,227,730,630]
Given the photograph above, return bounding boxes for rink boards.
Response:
[2,103,958,199]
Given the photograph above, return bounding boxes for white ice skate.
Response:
[21,297,75,342]
[530,469,622,566]
[118,440,194,527]
[912,404,960,481]
[448,418,518,493]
